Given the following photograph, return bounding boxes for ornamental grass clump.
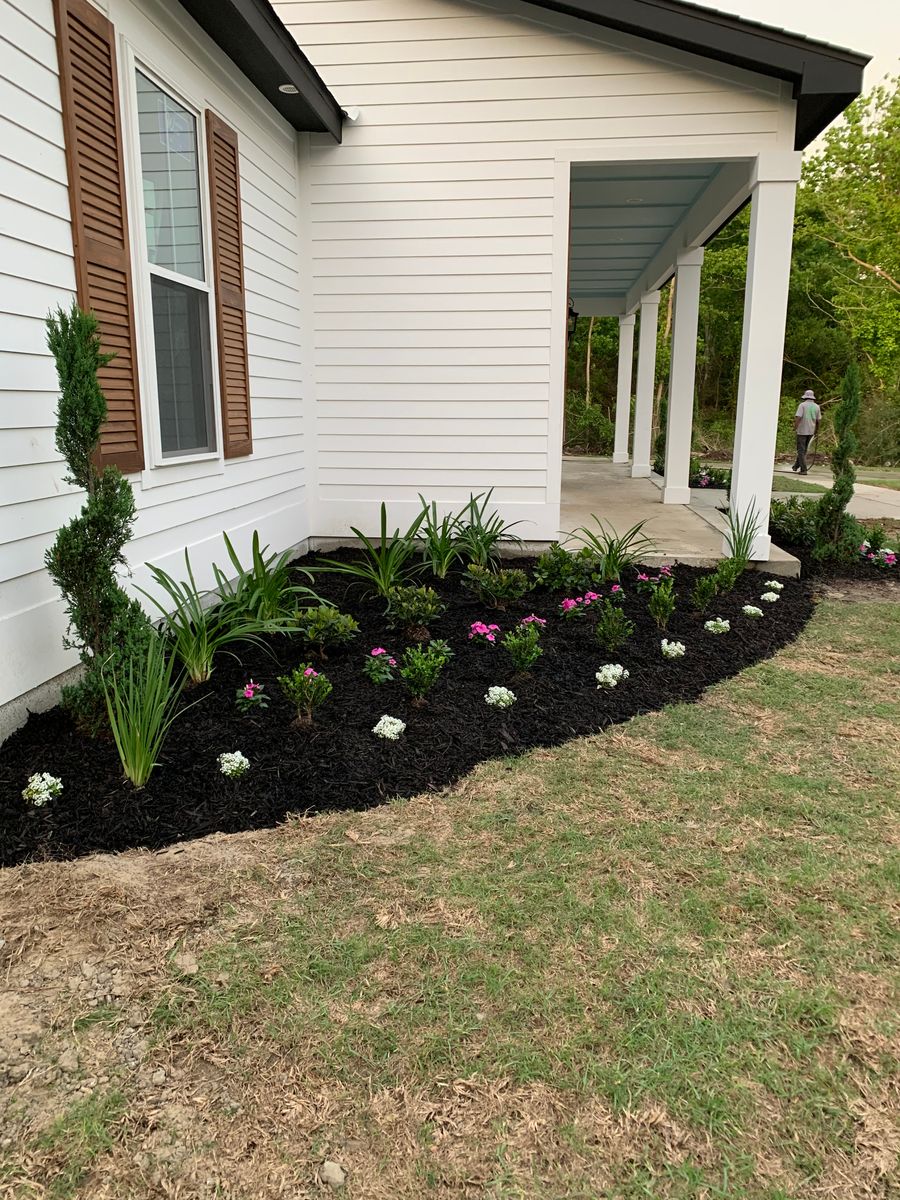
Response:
[455,489,523,566]
[418,497,463,579]
[278,664,332,726]
[315,503,425,598]
[22,773,63,806]
[387,584,446,640]
[296,605,359,659]
[462,564,530,609]
[595,663,629,689]
[704,617,730,635]
[485,686,516,709]
[501,622,542,673]
[363,647,398,684]
[399,640,452,706]
[569,517,653,582]
[102,632,187,788]
[646,575,676,630]
[594,599,635,653]
[214,530,317,623]
[44,304,153,734]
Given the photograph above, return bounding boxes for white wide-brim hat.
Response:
[802,389,816,399]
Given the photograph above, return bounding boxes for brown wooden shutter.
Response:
[205,112,252,459]
[53,0,144,472]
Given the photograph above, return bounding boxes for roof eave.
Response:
[177,0,343,141]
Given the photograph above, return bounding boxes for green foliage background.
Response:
[565,80,900,465]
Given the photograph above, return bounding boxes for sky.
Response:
[714,0,898,91]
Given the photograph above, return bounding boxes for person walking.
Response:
[793,388,821,474]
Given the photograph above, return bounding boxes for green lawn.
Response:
[3,598,899,1199]
[771,475,829,494]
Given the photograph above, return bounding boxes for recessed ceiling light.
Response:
[278,83,299,95]
[625,197,643,204]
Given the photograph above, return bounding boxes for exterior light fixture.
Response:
[278,83,299,94]
[567,297,579,344]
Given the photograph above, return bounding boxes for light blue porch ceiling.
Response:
[568,162,722,306]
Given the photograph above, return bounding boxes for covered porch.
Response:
[559,458,800,576]
[563,148,802,563]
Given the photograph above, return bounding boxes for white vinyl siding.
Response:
[0,0,312,709]
[275,0,792,536]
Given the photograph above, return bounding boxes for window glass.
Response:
[151,275,215,455]
[136,71,204,281]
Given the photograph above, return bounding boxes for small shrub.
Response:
[532,543,600,592]
[501,622,542,672]
[102,633,186,788]
[278,663,332,726]
[770,496,817,548]
[387,585,446,639]
[399,640,452,704]
[713,558,743,594]
[296,606,359,658]
[691,573,720,613]
[646,575,676,630]
[594,600,635,653]
[814,363,861,563]
[363,647,398,684]
[462,564,530,609]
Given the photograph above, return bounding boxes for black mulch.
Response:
[0,558,814,868]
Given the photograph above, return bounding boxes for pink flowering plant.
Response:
[278,663,333,727]
[469,620,501,644]
[558,587,619,618]
[363,647,398,684]
[520,614,547,627]
[235,679,268,714]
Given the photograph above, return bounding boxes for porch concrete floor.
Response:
[559,457,800,576]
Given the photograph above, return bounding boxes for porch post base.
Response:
[612,451,630,464]
[631,462,652,478]
[662,485,691,505]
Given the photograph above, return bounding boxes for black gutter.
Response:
[178,0,343,141]
[516,0,869,148]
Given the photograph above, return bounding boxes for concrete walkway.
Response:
[559,458,799,575]
[771,467,900,522]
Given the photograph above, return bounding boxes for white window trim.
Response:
[118,40,226,488]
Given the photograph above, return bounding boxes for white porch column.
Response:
[662,248,704,504]
[631,291,660,478]
[729,153,802,560]
[612,314,636,463]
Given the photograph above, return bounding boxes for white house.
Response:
[0,0,867,731]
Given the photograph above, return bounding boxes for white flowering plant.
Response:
[661,639,686,659]
[704,617,730,635]
[760,592,780,603]
[218,751,250,779]
[22,773,63,806]
[485,685,516,709]
[742,605,763,618]
[763,580,784,591]
[595,663,629,689]
[373,714,406,740]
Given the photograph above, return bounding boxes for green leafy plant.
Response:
[713,558,743,594]
[278,663,333,726]
[102,632,186,788]
[387,585,446,640]
[455,490,523,567]
[531,543,601,592]
[691,573,720,613]
[723,504,761,569]
[594,600,635,653]
[44,303,152,733]
[501,622,542,673]
[814,362,863,562]
[462,564,531,610]
[769,496,817,548]
[418,497,463,579]
[213,530,317,622]
[399,639,452,705]
[569,518,654,582]
[295,605,359,659]
[142,552,270,685]
[647,575,676,630]
[315,503,425,599]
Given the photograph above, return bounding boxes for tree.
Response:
[813,362,862,562]
[45,304,151,732]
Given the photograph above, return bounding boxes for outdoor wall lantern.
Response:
[567,297,579,344]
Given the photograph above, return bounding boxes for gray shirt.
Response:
[796,400,821,436]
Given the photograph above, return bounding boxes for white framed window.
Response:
[127,63,221,466]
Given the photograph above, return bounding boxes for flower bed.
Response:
[0,556,813,868]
